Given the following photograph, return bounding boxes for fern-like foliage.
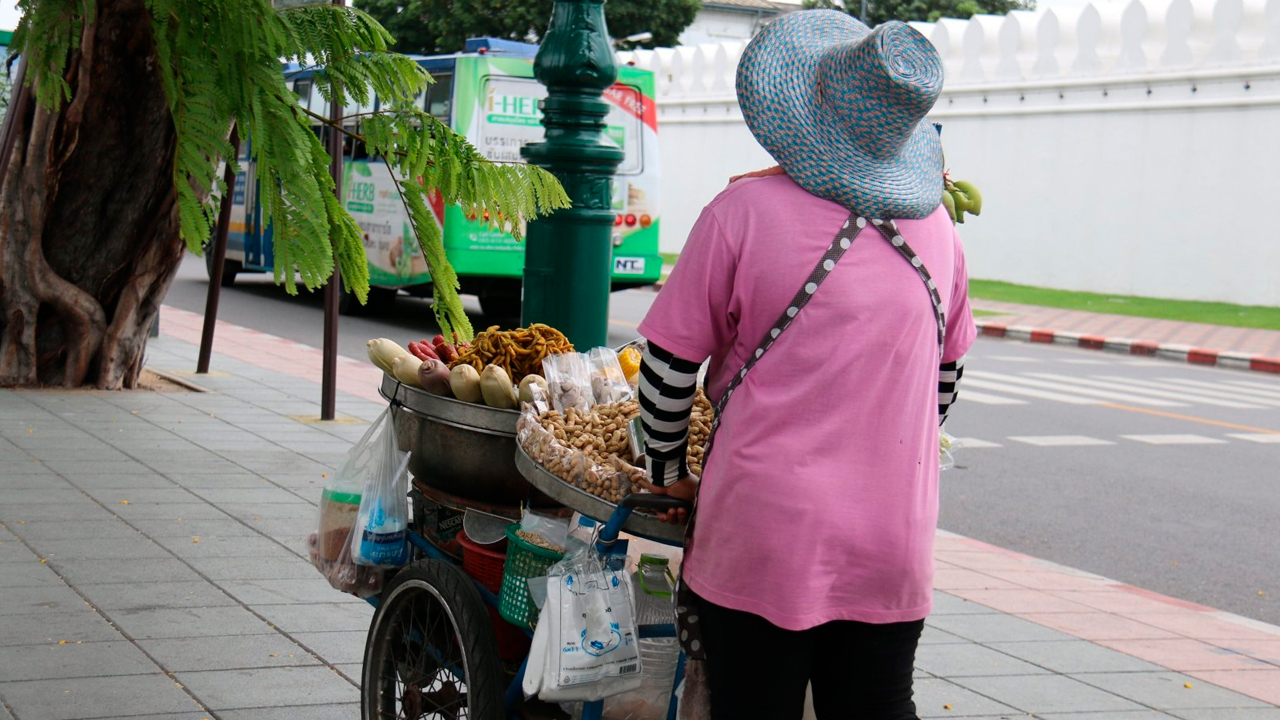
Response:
[12,0,569,343]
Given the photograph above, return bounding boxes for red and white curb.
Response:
[976,321,1280,375]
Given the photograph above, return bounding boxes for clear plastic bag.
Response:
[349,409,412,568]
[589,347,634,405]
[543,352,594,414]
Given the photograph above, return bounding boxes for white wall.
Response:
[679,7,773,46]
[619,0,1280,306]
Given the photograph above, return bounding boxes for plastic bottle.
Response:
[620,554,680,719]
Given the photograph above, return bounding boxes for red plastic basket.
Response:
[459,530,507,594]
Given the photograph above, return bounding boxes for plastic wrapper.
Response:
[543,352,593,414]
[517,408,638,505]
[348,410,412,568]
[520,509,571,552]
[589,347,634,405]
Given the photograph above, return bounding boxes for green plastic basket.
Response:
[498,523,564,628]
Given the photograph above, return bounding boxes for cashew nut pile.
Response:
[518,391,715,505]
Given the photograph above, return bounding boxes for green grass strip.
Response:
[969,280,1280,332]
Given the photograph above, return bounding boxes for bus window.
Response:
[426,73,453,122]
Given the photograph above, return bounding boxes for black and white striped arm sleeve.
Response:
[639,342,700,487]
[939,356,966,427]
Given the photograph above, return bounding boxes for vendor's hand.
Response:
[729,165,785,184]
[642,476,698,525]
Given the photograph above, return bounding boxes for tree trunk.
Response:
[0,0,182,389]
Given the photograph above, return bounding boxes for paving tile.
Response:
[1186,669,1280,705]
[0,502,116,522]
[76,580,239,611]
[911,677,1020,717]
[953,675,1144,714]
[0,640,157,681]
[0,539,39,563]
[0,472,64,489]
[80,487,200,505]
[932,591,1000,615]
[933,567,1021,591]
[290,630,368,665]
[1096,638,1277,672]
[8,518,144,541]
[1074,671,1270,710]
[1172,709,1280,720]
[1020,612,1182,641]
[154,533,299,560]
[129,517,261,538]
[1207,638,1280,665]
[1038,714,1180,720]
[0,487,92,504]
[64,473,180,489]
[185,554,318,581]
[953,588,1098,614]
[925,613,1077,643]
[252,602,374,634]
[166,472,276,489]
[111,502,230,520]
[915,642,1050,677]
[185,486,308,505]
[0,610,123,647]
[137,633,324,672]
[174,666,358,709]
[1052,589,1196,616]
[0,673,204,720]
[0,585,91,616]
[987,640,1163,674]
[218,578,367,606]
[217,502,316,521]
[27,536,173,561]
[46,557,202,586]
[107,605,274,640]
[217,704,361,720]
[918,625,970,645]
[1125,613,1280,641]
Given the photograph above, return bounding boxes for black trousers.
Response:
[692,591,924,720]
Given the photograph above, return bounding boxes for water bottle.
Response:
[630,554,680,719]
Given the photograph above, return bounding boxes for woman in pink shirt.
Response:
[636,10,976,719]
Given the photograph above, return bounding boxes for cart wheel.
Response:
[362,559,505,720]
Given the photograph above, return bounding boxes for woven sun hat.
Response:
[736,10,946,220]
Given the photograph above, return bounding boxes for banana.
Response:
[953,180,982,216]
[951,190,971,214]
[941,190,956,222]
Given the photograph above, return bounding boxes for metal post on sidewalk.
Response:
[519,0,625,349]
[320,0,345,421]
[197,125,241,374]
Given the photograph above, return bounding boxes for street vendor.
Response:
[637,10,975,719]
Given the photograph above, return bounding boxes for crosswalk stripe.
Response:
[1008,435,1115,446]
[1111,376,1280,407]
[1158,378,1280,406]
[1121,434,1229,445]
[955,438,1003,448]
[1219,379,1280,398]
[1024,373,1264,409]
[955,389,1028,406]
[1226,433,1280,443]
[967,371,1187,407]
[962,378,1101,405]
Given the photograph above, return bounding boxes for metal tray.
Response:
[514,445,685,545]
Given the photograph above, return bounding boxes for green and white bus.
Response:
[212,37,662,316]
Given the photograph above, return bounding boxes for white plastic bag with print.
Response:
[349,408,412,568]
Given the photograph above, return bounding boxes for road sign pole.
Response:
[520,0,625,349]
[321,0,344,421]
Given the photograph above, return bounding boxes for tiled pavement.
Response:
[0,315,1277,719]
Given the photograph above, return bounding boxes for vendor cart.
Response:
[363,376,689,720]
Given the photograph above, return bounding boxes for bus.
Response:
[210,37,662,317]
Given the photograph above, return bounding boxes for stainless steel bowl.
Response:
[380,375,557,506]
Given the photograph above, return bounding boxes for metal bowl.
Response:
[380,375,557,507]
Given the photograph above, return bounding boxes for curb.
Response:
[977,321,1280,375]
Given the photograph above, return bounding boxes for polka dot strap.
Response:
[871,219,946,355]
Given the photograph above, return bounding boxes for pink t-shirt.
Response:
[637,174,976,631]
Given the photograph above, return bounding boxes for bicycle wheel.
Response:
[362,559,505,720]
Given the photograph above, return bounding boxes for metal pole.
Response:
[860,0,870,24]
[321,0,345,421]
[196,125,241,374]
[520,0,625,349]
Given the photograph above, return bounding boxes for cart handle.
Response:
[597,494,692,549]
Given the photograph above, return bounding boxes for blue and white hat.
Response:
[736,11,945,220]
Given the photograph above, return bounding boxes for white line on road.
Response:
[1098,375,1280,408]
[962,378,1102,405]
[1158,378,1280,406]
[986,355,1044,363]
[1008,435,1116,447]
[1024,373,1264,409]
[955,438,1003,448]
[1121,434,1230,445]
[967,371,1188,408]
[954,389,1029,406]
[1219,379,1280,397]
[1226,433,1280,443]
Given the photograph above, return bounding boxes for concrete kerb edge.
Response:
[975,321,1280,375]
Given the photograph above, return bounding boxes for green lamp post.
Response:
[520,0,625,349]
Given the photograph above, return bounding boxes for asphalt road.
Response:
[163,254,1280,625]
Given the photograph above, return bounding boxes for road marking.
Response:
[1098,376,1280,408]
[986,355,1044,363]
[1219,379,1280,398]
[1226,433,1280,443]
[967,371,1187,407]
[1158,378,1280,406]
[955,438,1003,448]
[1121,434,1229,445]
[609,318,639,328]
[1008,435,1116,447]
[954,390,1028,406]
[1024,373,1264,409]
[1099,403,1280,435]
[963,378,1101,405]
[1118,359,1168,367]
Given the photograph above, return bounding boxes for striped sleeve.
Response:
[639,341,701,487]
[939,355,965,427]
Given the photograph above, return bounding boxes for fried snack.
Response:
[448,324,574,384]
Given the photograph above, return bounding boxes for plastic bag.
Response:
[524,545,643,702]
[940,430,956,471]
[589,348,634,405]
[543,352,594,414]
[521,509,571,552]
[308,411,392,597]
[349,409,412,568]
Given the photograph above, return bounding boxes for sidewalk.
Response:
[972,300,1280,374]
[0,307,1277,719]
